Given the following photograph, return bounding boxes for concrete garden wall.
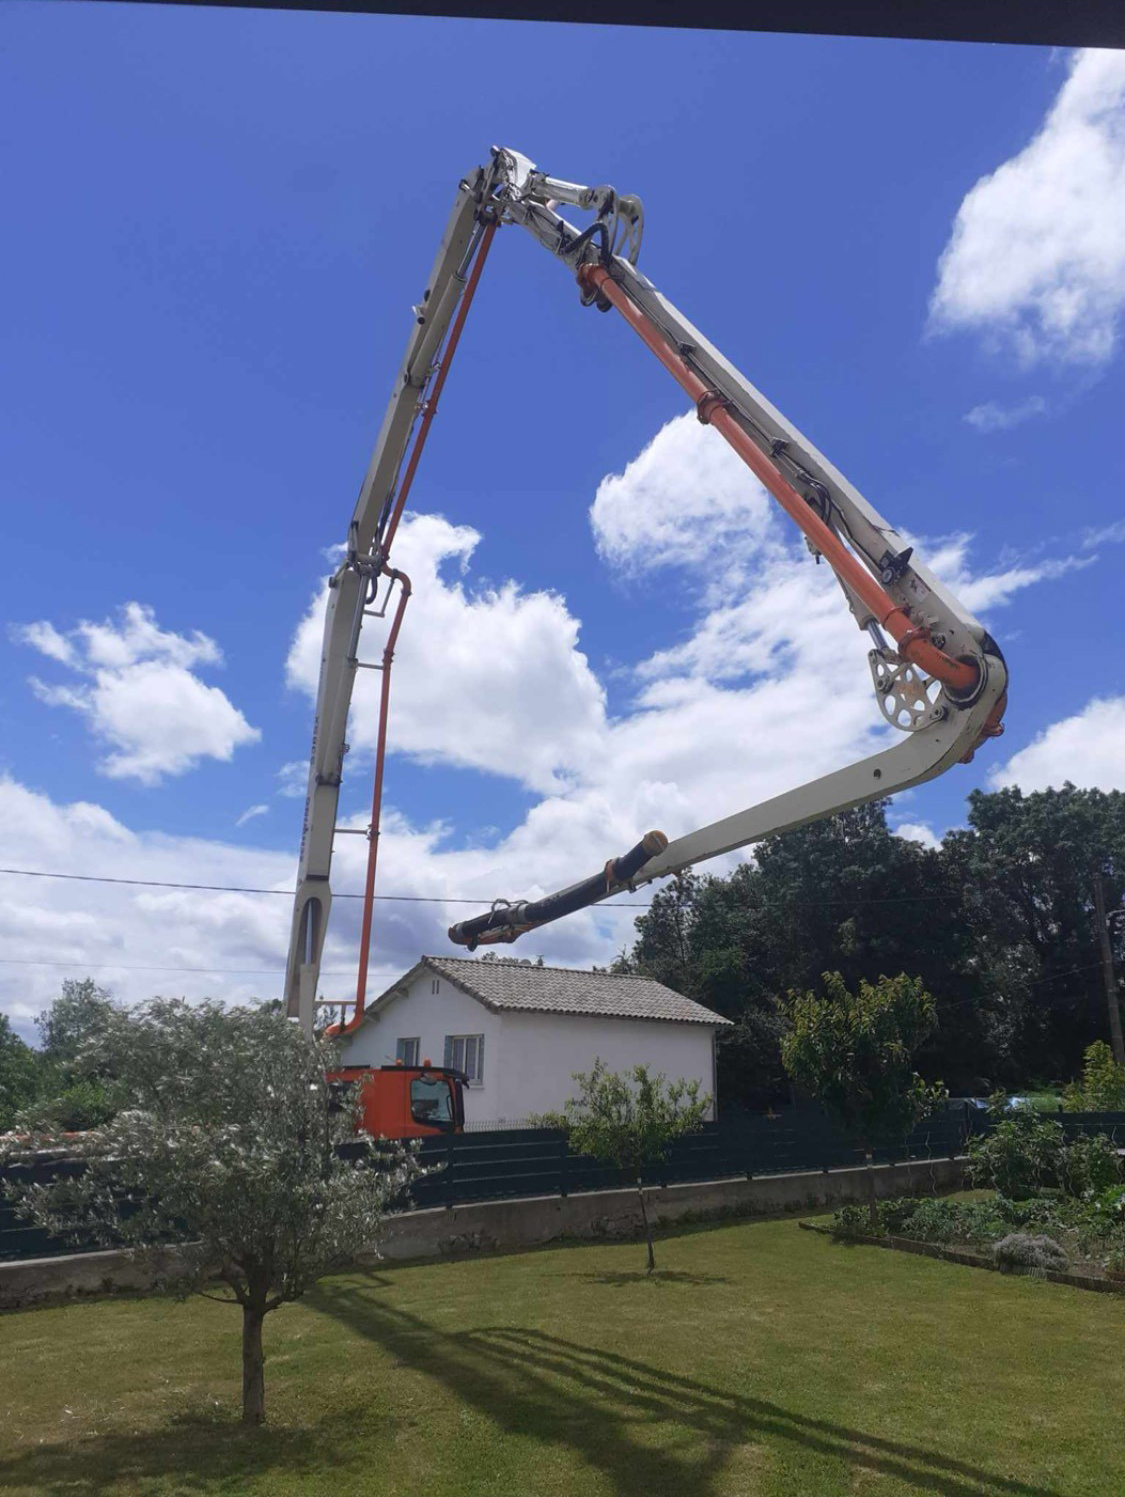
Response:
[0,1156,963,1311]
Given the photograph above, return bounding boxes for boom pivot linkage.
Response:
[286,146,1008,1030]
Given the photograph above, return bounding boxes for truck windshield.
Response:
[410,1075,454,1128]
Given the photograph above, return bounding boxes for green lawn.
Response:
[2,1216,1122,1497]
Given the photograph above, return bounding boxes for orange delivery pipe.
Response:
[578,263,980,699]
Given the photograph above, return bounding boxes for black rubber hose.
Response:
[448,831,668,948]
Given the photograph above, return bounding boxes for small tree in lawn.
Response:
[780,973,947,1226]
[541,1060,709,1274]
[1,999,421,1425]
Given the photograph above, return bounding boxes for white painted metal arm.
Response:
[284,172,494,1027]
[447,149,1008,949]
[282,142,1009,980]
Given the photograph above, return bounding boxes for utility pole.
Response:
[1092,869,1125,1066]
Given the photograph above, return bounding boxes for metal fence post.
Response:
[445,1133,457,1210]
[559,1133,569,1198]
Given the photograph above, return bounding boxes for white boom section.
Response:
[284,172,497,1029]
[502,179,1007,883]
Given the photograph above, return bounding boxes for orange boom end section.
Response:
[327,1065,465,1139]
[577,263,981,700]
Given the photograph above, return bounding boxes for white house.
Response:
[337,955,732,1126]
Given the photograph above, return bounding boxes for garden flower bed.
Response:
[808,1186,1125,1294]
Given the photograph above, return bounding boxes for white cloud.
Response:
[0,773,634,1042]
[286,420,1099,984]
[286,513,607,795]
[919,533,1092,615]
[4,421,1103,1035]
[892,821,941,851]
[931,49,1125,366]
[989,696,1125,793]
[590,414,775,591]
[0,775,297,1038]
[15,603,260,785]
[1082,518,1125,549]
[277,761,307,798]
[235,804,269,828]
[12,620,76,666]
[72,603,221,672]
[964,396,1047,432]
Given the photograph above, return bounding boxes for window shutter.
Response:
[443,1035,454,1069]
[475,1034,485,1084]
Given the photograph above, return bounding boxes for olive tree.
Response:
[2,999,421,1424]
[540,1060,709,1274]
[780,972,947,1225]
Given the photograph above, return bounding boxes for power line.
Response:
[0,865,653,907]
[0,957,348,977]
[0,864,965,910]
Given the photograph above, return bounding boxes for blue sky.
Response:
[2,7,1123,1034]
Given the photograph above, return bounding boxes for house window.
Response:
[431,979,440,995]
[396,1037,420,1067]
[444,1034,484,1084]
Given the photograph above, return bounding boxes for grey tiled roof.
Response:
[422,955,731,1026]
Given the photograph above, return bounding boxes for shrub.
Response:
[1092,1184,1125,1230]
[893,1198,1011,1246]
[992,1233,1068,1274]
[1067,1186,1125,1254]
[1057,1132,1122,1198]
[25,1077,124,1132]
[877,1197,926,1236]
[1062,1042,1125,1113]
[829,1204,873,1237]
[967,1104,1063,1199]
[896,1198,962,1243]
[994,1196,1067,1236]
[1104,1242,1125,1275]
[968,1100,1121,1199]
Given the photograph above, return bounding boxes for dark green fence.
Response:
[397,1105,975,1213]
[0,1154,100,1265]
[1037,1110,1125,1144]
[0,1104,976,1263]
[7,1108,1121,1265]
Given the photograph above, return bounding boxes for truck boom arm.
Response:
[286,147,1008,1024]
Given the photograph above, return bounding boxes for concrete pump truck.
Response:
[286,148,1009,1136]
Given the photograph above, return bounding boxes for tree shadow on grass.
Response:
[0,1407,373,1496]
[309,1286,1062,1497]
[566,1269,732,1287]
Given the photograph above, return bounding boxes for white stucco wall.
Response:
[339,966,720,1125]
[495,1010,717,1120]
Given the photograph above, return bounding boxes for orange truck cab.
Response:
[327,1063,466,1139]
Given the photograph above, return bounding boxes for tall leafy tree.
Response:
[0,1015,42,1131]
[36,978,117,1061]
[3,1000,421,1424]
[780,972,947,1224]
[944,785,1125,1082]
[621,805,980,1100]
[24,979,124,1130]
